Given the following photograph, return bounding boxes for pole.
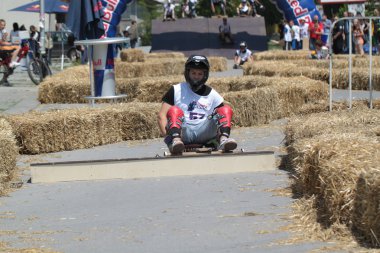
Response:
[40,0,46,56]
[369,19,373,109]
[348,19,352,109]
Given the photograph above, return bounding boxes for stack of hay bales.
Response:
[0,118,18,195]
[6,103,160,154]
[120,49,145,62]
[285,107,380,247]
[250,51,380,91]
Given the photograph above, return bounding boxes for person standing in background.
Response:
[45,32,53,65]
[283,20,292,50]
[129,20,138,49]
[290,20,300,50]
[308,15,323,50]
[299,18,309,50]
[322,14,331,45]
[10,22,19,43]
[332,15,344,54]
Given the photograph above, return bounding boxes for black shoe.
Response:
[168,139,185,154]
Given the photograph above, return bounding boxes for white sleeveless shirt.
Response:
[173,82,223,126]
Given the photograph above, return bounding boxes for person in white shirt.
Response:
[283,20,292,50]
[219,17,233,44]
[0,19,21,68]
[299,18,309,50]
[290,20,300,50]
[158,55,237,154]
[163,0,176,21]
[233,41,253,68]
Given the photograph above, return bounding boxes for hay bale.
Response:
[50,65,89,80]
[289,133,379,228]
[6,103,160,154]
[39,72,327,106]
[252,50,380,62]
[353,169,380,247]
[285,108,380,144]
[286,107,380,247]
[145,52,185,60]
[120,48,145,62]
[0,118,18,195]
[244,61,380,91]
[208,56,227,72]
[224,78,326,126]
[224,87,281,127]
[115,60,185,78]
[252,50,311,61]
[39,75,91,103]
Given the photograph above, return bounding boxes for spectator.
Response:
[237,0,251,17]
[0,19,21,68]
[374,9,380,54]
[290,20,300,50]
[308,14,323,50]
[10,22,19,43]
[211,0,226,16]
[283,20,292,50]
[45,32,53,65]
[182,0,197,18]
[29,25,40,57]
[233,41,253,69]
[163,0,176,21]
[299,18,309,50]
[342,11,355,54]
[248,0,264,17]
[353,19,364,56]
[129,20,138,49]
[219,17,233,44]
[322,14,331,45]
[310,39,329,59]
[122,27,130,49]
[332,15,344,54]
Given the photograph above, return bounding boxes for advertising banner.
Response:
[269,0,321,25]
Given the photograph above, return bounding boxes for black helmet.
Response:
[239,41,247,53]
[184,55,210,92]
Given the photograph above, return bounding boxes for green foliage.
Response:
[137,0,163,46]
[365,0,378,16]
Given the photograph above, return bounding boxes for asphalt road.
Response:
[0,57,376,252]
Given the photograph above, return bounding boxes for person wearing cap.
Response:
[0,19,21,68]
[247,0,264,17]
[283,20,292,50]
[299,18,309,50]
[211,0,226,16]
[233,41,253,69]
[237,0,251,17]
[332,15,344,54]
[219,17,233,44]
[129,20,138,48]
[157,55,237,154]
[290,20,301,50]
[308,14,324,50]
[163,0,176,21]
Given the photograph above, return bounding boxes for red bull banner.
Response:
[269,0,320,25]
[94,0,132,97]
[101,0,133,37]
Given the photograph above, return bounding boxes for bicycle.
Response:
[27,50,52,85]
[26,40,52,85]
[0,49,15,86]
[0,39,52,86]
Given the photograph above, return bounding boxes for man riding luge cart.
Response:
[157,55,238,155]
